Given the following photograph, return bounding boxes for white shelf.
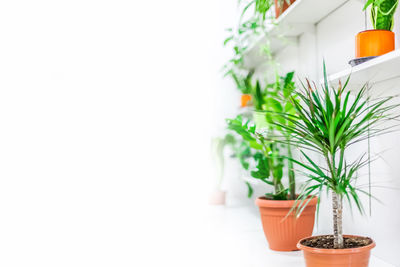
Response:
[270,0,348,37]
[328,50,400,88]
[244,0,349,64]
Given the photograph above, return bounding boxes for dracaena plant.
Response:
[226,72,299,200]
[363,0,399,30]
[269,63,399,249]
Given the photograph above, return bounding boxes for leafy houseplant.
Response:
[273,64,399,266]
[223,0,274,76]
[227,116,289,200]
[226,69,255,107]
[226,72,319,251]
[226,116,318,251]
[251,72,298,197]
[355,0,398,59]
[364,0,398,30]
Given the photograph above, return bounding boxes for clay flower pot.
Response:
[298,235,376,267]
[274,0,296,18]
[255,196,318,251]
[241,94,252,107]
[356,30,395,58]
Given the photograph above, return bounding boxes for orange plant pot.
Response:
[274,0,296,18]
[255,196,317,251]
[356,30,395,58]
[240,94,252,107]
[298,235,376,267]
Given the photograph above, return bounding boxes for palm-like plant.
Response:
[268,63,399,248]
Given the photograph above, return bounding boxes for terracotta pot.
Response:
[356,30,395,58]
[298,235,376,267]
[274,0,296,18]
[240,94,252,107]
[255,196,317,251]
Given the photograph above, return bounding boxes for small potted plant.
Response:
[274,63,399,266]
[226,113,318,251]
[355,0,398,60]
[225,69,255,108]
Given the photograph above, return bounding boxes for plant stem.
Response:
[332,191,344,249]
[287,141,296,200]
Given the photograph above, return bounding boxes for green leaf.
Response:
[223,36,234,46]
[246,182,254,198]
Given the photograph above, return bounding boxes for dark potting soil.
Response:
[300,235,373,249]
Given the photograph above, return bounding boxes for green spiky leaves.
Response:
[267,62,399,215]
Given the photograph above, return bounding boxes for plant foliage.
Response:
[363,0,399,30]
[226,115,288,200]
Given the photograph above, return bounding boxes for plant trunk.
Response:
[332,191,344,249]
[287,143,295,200]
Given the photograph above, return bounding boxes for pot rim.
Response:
[297,235,376,254]
[255,195,318,208]
[357,29,394,34]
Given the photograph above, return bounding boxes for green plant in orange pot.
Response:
[226,69,255,107]
[272,63,399,266]
[355,0,398,61]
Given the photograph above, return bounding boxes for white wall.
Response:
[0,0,240,266]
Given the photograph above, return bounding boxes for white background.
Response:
[0,0,234,266]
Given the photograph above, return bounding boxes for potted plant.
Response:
[273,64,399,266]
[356,0,398,59]
[228,69,255,108]
[226,112,318,251]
